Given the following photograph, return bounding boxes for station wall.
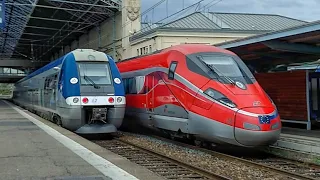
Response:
[130,31,256,57]
[255,70,308,121]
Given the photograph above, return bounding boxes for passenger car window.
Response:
[168,61,178,80]
[123,77,137,94]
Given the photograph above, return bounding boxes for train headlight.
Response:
[204,88,237,108]
[108,97,114,103]
[82,97,88,104]
[73,98,79,103]
[117,97,122,103]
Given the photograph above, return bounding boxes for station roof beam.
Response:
[215,20,320,72]
[1,0,122,69]
[263,40,320,55]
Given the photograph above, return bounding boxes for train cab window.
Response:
[78,62,112,86]
[187,53,256,84]
[168,61,178,80]
[199,55,255,84]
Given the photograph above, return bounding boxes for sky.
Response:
[140,0,320,23]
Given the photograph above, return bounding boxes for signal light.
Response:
[82,97,88,104]
[108,97,114,103]
[117,97,122,103]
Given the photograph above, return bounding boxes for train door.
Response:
[146,74,155,115]
[44,77,50,109]
[50,74,58,111]
[28,80,33,109]
[40,87,44,107]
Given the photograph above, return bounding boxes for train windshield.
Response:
[196,54,256,84]
[77,62,112,86]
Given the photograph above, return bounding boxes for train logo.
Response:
[114,78,121,84]
[70,77,78,84]
[253,101,261,106]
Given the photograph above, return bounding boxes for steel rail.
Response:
[144,134,319,180]
[95,138,231,180]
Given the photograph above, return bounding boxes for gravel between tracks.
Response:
[117,132,293,180]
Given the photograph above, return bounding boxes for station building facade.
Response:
[127,12,307,59]
[51,0,307,62]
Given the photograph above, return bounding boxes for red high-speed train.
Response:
[117,44,281,147]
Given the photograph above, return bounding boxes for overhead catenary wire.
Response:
[97,0,223,53]
[121,0,167,29]
[198,0,218,12]
[82,0,207,53]
[206,0,223,10]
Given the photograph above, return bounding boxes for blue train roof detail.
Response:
[16,54,67,84]
[16,51,125,97]
[60,53,80,98]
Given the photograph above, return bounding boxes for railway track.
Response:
[248,157,320,179]
[139,134,320,180]
[93,139,229,180]
[93,139,230,180]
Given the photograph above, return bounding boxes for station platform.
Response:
[0,100,164,180]
[266,127,320,165]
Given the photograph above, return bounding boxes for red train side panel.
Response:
[118,44,281,147]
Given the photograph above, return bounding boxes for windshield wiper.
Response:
[197,56,235,85]
[208,64,235,85]
[84,75,100,89]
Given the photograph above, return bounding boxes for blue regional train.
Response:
[12,49,126,134]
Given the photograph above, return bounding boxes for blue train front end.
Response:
[57,49,126,134]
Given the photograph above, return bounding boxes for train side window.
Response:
[44,79,47,89]
[52,74,58,89]
[128,78,137,94]
[168,61,178,80]
[123,78,129,94]
[44,78,50,89]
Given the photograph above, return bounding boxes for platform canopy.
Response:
[0,0,121,70]
[215,20,320,73]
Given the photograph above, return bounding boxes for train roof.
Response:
[118,44,236,64]
[161,44,236,56]
[16,55,65,84]
[116,44,238,73]
[16,49,110,84]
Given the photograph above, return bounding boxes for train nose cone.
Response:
[234,108,281,147]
